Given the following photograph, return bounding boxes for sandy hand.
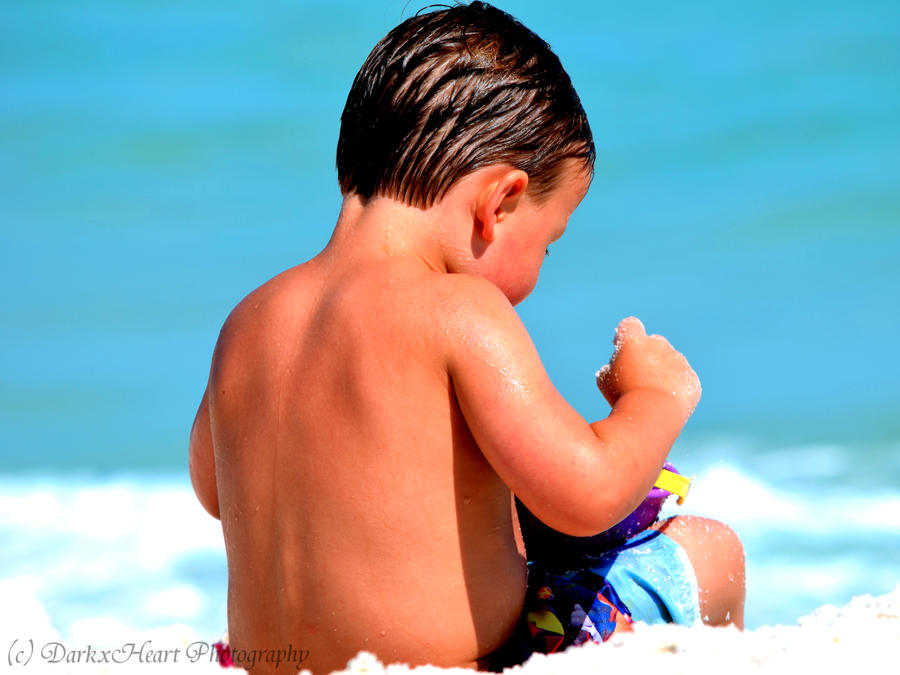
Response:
[595,317,701,422]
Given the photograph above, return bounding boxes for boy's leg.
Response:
[651,515,746,629]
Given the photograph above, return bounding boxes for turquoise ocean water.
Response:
[2,0,899,643]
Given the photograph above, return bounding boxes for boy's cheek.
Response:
[475,247,543,305]
[497,269,541,306]
[512,276,541,305]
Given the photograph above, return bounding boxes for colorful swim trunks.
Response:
[487,528,701,669]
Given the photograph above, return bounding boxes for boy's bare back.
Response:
[191,242,529,672]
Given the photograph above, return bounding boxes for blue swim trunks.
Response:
[589,527,701,627]
[487,528,700,668]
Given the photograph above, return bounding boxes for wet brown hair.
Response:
[336,2,594,208]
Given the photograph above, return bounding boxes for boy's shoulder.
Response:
[415,269,535,378]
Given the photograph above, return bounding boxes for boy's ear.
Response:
[475,169,529,242]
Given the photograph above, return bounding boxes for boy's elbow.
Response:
[555,503,635,538]
[519,433,659,538]
[549,519,605,539]
[525,481,637,539]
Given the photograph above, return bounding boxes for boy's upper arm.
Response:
[444,277,629,537]
[189,386,220,520]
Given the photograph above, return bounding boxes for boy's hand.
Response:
[595,317,701,423]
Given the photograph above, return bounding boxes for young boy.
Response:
[189,3,745,673]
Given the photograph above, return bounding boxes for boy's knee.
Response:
[689,516,743,564]
[654,515,746,628]
[656,515,744,566]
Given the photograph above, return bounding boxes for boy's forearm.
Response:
[589,388,686,514]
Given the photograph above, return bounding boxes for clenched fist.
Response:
[595,317,701,424]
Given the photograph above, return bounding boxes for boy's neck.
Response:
[325,193,461,273]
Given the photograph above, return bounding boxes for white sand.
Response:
[327,584,900,675]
